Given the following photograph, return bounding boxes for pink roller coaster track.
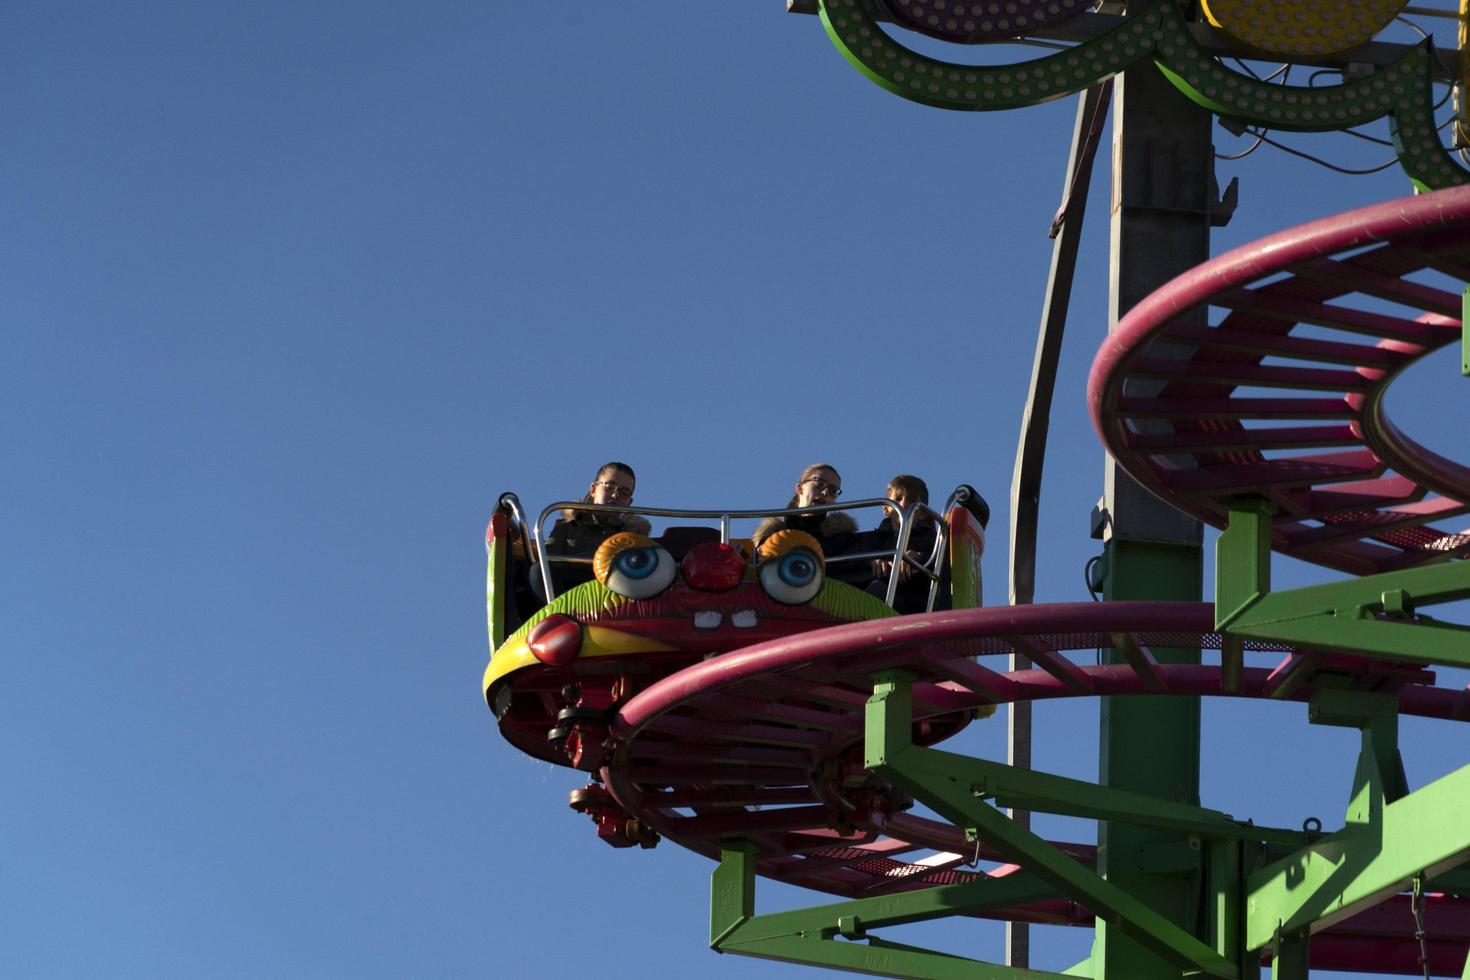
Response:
[1090,186,1470,575]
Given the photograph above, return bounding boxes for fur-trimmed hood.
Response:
[752,510,857,550]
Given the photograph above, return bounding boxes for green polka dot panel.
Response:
[815,0,1468,189]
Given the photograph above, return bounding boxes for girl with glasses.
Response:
[752,463,858,556]
[532,462,651,599]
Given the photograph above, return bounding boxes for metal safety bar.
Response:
[495,492,533,551]
[524,496,952,607]
[885,501,948,609]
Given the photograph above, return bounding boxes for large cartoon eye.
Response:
[593,532,677,600]
[757,529,825,605]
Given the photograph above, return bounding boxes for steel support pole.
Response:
[1094,42,1212,980]
[1007,80,1111,970]
[1010,81,1112,611]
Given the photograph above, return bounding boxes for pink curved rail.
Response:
[1090,187,1470,575]
[601,603,1470,976]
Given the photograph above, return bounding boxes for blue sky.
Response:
[4,3,1468,977]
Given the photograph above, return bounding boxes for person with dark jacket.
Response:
[530,461,651,599]
[752,464,860,577]
[867,474,940,614]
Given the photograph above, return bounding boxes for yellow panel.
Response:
[1201,0,1408,58]
[582,625,680,655]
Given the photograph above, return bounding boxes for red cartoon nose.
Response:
[681,542,746,592]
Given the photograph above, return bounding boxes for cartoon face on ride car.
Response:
[484,529,896,692]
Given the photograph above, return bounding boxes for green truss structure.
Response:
[708,661,1470,978]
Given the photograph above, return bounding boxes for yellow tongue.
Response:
[584,625,680,656]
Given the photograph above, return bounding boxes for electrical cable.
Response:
[1221,112,1457,171]
[1395,14,1431,42]
[1217,133,1265,160]
[1083,555,1103,602]
[1232,59,1290,83]
[1249,128,1400,175]
[1341,128,1394,146]
[1212,21,1462,176]
[1016,37,1073,51]
[1264,110,1454,172]
[1232,58,1261,80]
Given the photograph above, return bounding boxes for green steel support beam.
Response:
[1210,839,1262,980]
[1210,839,1239,963]
[1245,763,1470,949]
[1307,689,1409,825]
[1220,558,1470,669]
[1215,498,1272,629]
[708,832,1075,979]
[1268,930,1309,980]
[880,751,1237,978]
[906,746,1304,848]
[1220,633,1245,695]
[1225,552,1470,624]
[1463,285,1469,377]
[718,931,1076,980]
[711,842,757,948]
[868,674,1238,979]
[865,670,914,768]
[1215,496,1470,964]
[722,870,1059,942]
[1216,496,1470,668]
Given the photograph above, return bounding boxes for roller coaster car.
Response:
[483,488,990,771]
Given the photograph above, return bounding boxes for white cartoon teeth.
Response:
[691,610,758,629]
[690,610,759,629]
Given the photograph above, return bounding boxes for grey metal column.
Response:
[1091,45,1213,980]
